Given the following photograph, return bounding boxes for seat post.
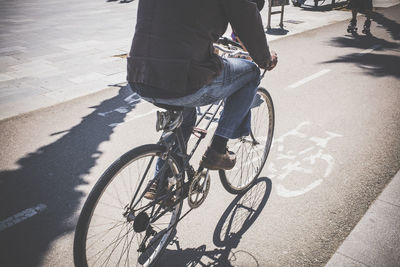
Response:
[173,126,187,156]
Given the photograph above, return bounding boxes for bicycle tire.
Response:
[219,87,274,194]
[74,144,184,267]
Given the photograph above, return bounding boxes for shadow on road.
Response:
[0,84,140,266]
[298,1,349,12]
[106,0,134,3]
[371,11,400,41]
[265,28,289,36]
[157,177,272,267]
[324,53,400,78]
[328,34,399,50]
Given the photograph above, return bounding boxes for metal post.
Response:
[267,0,272,30]
[279,4,284,28]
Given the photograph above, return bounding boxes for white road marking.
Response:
[288,69,331,89]
[358,45,381,56]
[108,108,158,127]
[309,131,343,148]
[98,93,141,117]
[0,204,47,232]
[267,122,343,198]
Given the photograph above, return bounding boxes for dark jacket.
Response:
[127,0,271,99]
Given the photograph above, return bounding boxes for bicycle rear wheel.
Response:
[219,87,274,194]
[74,144,183,267]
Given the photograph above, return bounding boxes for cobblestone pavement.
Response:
[0,0,137,120]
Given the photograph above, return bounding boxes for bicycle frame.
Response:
[126,38,269,252]
[126,101,222,215]
[158,99,224,184]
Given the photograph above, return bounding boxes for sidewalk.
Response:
[326,169,400,266]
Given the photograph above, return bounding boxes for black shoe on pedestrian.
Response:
[362,19,371,35]
[347,19,357,34]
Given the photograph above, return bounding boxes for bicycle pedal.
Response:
[192,128,207,138]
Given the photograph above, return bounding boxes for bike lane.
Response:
[0,3,399,267]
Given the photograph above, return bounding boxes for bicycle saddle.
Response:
[153,103,184,111]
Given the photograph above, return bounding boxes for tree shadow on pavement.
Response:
[324,10,400,79]
[370,11,400,41]
[0,84,140,266]
[328,34,399,50]
[324,53,400,78]
[107,0,134,3]
[157,177,272,267]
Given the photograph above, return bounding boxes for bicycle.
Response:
[73,37,275,267]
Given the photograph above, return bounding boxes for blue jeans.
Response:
[132,58,261,139]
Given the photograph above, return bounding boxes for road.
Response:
[0,5,399,267]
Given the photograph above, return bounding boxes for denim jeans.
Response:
[131,57,261,139]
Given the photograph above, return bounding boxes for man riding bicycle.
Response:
[127,0,277,171]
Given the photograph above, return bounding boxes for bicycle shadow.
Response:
[0,84,140,266]
[157,177,272,266]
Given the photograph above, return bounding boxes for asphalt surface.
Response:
[1,5,400,267]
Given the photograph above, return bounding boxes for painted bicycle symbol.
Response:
[267,121,343,198]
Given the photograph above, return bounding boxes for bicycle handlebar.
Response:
[216,37,243,48]
[213,44,249,57]
[214,37,267,79]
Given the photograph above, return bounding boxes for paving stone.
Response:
[7,60,63,79]
[58,40,103,51]
[0,46,27,55]
[44,79,111,101]
[93,60,126,76]
[0,86,48,104]
[0,73,14,82]
[0,56,22,69]
[103,72,127,86]
[19,76,77,91]
[68,72,107,84]
[0,77,37,89]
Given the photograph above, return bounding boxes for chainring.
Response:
[188,170,211,209]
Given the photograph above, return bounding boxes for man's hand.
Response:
[267,50,278,71]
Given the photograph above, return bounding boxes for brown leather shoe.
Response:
[201,147,236,170]
[144,182,158,200]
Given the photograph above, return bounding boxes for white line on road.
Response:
[0,204,47,232]
[108,108,158,127]
[358,45,381,56]
[288,69,331,89]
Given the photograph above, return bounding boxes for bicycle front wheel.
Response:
[219,87,275,194]
[74,144,184,267]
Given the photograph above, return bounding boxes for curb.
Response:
[326,169,400,266]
